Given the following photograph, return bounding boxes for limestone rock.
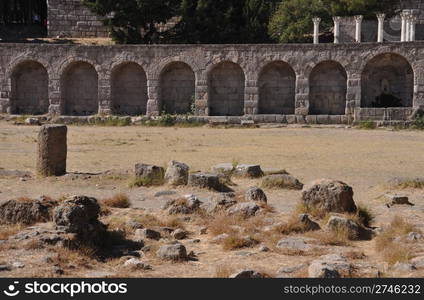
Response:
[165,195,202,215]
[308,254,352,278]
[172,229,188,240]
[188,173,221,191]
[165,161,189,186]
[135,228,161,241]
[156,242,188,261]
[53,195,106,246]
[0,197,57,225]
[230,270,266,278]
[261,174,303,190]
[276,236,317,252]
[227,202,260,218]
[245,187,267,203]
[385,194,414,206]
[327,216,360,240]
[134,163,165,185]
[123,258,152,270]
[277,264,307,278]
[201,193,237,214]
[234,164,264,178]
[302,179,357,213]
[298,214,321,231]
[211,163,235,175]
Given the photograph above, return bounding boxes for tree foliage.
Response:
[268,0,400,43]
[83,0,180,44]
[84,0,279,44]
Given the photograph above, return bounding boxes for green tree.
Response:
[168,0,279,44]
[83,0,180,44]
[269,0,400,43]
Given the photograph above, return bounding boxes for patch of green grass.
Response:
[412,116,424,130]
[357,120,377,130]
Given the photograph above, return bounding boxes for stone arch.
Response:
[258,61,296,114]
[361,53,414,108]
[159,62,195,114]
[208,61,245,116]
[61,61,98,116]
[10,60,49,115]
[111,62,148,115]
[309,61,347,115]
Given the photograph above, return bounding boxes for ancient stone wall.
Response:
[1,42,424,123]
[47,0,108,38]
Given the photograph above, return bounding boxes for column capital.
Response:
[376,13,386,21]
[354,15,363,22]
[333,16,342,23]
[312,17,321,24]
[409,15,417,24]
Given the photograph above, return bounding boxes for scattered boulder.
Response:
[385,194,414,207]
[245,187,267,203]
[123,258,152,270]
[407,232,422,241]
[298,214,321,231]
[411,256,424,269]
[135,229,161,241]
[165,161,189,186]
[261,174,303,190]
[327,216,360,240]
[308,254,352,278]
[276,236,318,252]
[258,245,270,252]
[164,195,202,215]
[134,163,165,185]
[227,202,260,218]
[188,173,221,191]
[53,195,107,246]
[211,233,230,244]
[302,179,357,214]
[234,164,264,178]
[211,163,235,175]
[277,264,307,278]
[230,270,266,278]
[392,262,416,273]
[172,229,188,240]
[201,193,237,214]
[0,197,58,225]
[156,242,188,261]
[25,117,40,126]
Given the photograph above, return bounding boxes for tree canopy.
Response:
[268,0,401,43]
[83,0,401,44]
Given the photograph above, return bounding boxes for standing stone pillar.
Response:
[410,15,417,42]
[401,12,409,42]
[333,16,341,44]
[36,125,67,177]
[313,17,321,44]
[355,15,363,43]
[377,14,385,43]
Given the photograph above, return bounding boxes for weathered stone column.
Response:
[405,15,411,42]
[37,125,67,177]
[401,12,408,42]
[146,79,160,116]
[377,14,385,43]
[410,15,417,42]
[355,15,363,43]
[313,17,321,44]
[333,16,341,44]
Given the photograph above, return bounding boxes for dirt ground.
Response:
[0,121,423,278]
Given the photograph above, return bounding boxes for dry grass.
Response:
[387,178,424,189]
[295,202,329,220]
[222,234,254,251]
[307,226,351,246]
[375,216,420,265]
[101,193,131,208]
[0,224,25,240]
[52,246,97,268]
[214,265,236,278]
